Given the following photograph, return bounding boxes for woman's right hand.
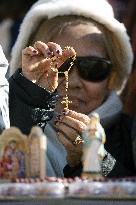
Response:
[55,109,90,167]
[22,41,76,92]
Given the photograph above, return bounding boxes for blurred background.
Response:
[0,0,135,63]
[0,0,37,59]
[109,0,136,71]
[108,0,136,114]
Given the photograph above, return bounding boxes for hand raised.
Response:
[22,41,76,92]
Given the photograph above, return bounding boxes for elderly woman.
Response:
[9,0,135,177]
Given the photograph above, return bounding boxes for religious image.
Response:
[0,126,46,180]
[0,140,25,179]
[0,128,28,180]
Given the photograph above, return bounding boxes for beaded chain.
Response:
[50,46,76,109]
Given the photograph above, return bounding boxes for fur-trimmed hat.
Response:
[9,0,133,91]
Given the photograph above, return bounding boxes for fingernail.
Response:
[56,114,61,120]
[47,50,52,55]
[56,114,64,121]
[63,109,69,115]
[56,49,60,54]
[33,50,37,53]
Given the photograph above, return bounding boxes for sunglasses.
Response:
[58,56,112,82]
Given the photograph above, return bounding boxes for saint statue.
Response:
[82,113,106,178]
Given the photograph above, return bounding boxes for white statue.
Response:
[82,113,106,177]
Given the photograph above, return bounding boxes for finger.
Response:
[57,131,75,150]
[47,42,62,57]
[55,46,76,68]
[56,121,79,142]
[39,58,59,92]
[66,150,82,167]
[42,57,59,80]
[62,46,76,59]
[57,116,87,134]
[34,41,52,57]
[27,57,50,73]
[57,132,82,167]
[22,46,39,56]
[63,109,90,125]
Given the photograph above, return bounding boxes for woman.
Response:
[9,0,135,177]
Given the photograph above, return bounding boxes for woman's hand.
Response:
[55,109,90,167]
[22,41,76,92]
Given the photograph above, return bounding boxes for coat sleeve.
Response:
[9,69,59,134]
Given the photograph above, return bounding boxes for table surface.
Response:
[0,198,136,205]
[1,179,136,205]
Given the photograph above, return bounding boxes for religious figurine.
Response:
[0,127,28,180]
[0,126,47,181]
[82,113,106,178]
[28,126,47,179]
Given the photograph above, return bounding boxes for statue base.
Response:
[82,171,103,180]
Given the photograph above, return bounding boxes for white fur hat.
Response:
[9,0,133,91]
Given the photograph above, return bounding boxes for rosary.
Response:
[50,46,76,109]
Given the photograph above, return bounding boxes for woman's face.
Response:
[53,22,110,114]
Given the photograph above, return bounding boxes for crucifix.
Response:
[60,71,73,109]
[51,46,76,109]
[59,56,76,108]
[59,46,76,109]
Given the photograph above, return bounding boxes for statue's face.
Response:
[88,128,97,137]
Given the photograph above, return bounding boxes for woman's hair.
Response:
[29,15,125,90]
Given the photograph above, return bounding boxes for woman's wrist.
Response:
[21,69,55,93]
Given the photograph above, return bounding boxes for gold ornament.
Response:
[73,136,84,145]
[50,46,76,109]
[60,46,76,109]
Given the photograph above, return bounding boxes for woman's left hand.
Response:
[22,41,76,92]
[55,109,90,167]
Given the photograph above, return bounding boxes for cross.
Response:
[61,96,72,109]
[58,46,76,109]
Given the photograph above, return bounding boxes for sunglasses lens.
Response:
[58,56,112,82]
[76,57,112,82]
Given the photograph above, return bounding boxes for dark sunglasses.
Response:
[58,56,112,82]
